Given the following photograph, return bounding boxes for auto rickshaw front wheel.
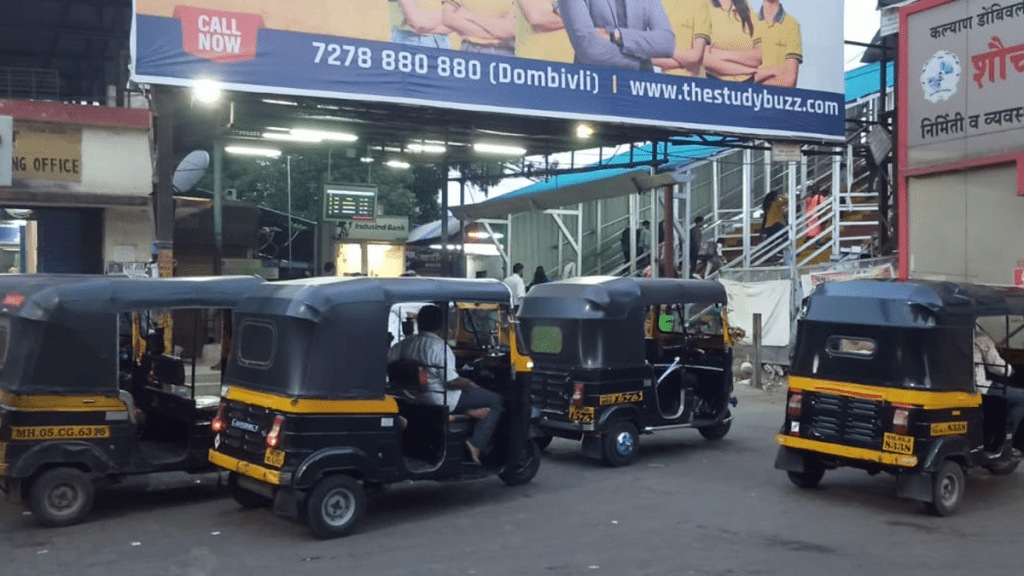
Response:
[499,439,542,486]
[305,474,367,539]
[926,460,965,517]
[602,421,639,467]
[28,467,96,528]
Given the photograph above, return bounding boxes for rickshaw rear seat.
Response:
[151,354,186,387]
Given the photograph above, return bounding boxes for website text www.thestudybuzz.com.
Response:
[309,42,840,117]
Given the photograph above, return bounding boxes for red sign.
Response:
[1014,268,1024,287]
[173,6,264,63]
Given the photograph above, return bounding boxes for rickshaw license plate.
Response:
[264,448,285,467]
[883,433,915,455]
[568,406,595,424]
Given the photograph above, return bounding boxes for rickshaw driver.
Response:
[388,304,505,464]
[974,324,1024,458]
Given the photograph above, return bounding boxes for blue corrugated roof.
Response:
[483,63,894,206]
[846,61,894,103]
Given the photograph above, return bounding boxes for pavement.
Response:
[2,381,1024,576]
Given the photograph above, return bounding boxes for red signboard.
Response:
[1014,268,1024,287]
[173,6,263,63]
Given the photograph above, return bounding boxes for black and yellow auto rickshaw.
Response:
[775,279,1024,516]
[518,276,736,466]
[0,274,264,526]
[207,276,542,539]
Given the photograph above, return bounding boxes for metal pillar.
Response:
[683,180,693,279]
[662,185,675,278]
[742,149,752,268]
[152,86,176,278]
[831,152,841,256]
[649,190,658,278]
[212,139,223,275]
[711,159,720,241]
[287,155,293,267]
[788,161,798,264]
[459,179,466,278]
[441,167,450,277]
[596,201,603,273]
[576,204,583,277]
[628,192,638,275]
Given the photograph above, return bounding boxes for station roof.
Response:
[451,63,897,220]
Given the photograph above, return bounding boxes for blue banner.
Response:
[131,2,845,141]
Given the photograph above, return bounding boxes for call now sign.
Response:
[173,6,263,63]
[11,121,82,184]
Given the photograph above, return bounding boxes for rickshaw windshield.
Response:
[791,320,974,392]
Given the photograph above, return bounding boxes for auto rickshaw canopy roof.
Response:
[225,276,513,400]
[518,276,728,320]
[0,274,266,397]
[803,279,1024,328]
[0,274,266,322]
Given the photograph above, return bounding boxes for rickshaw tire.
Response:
[305,474,366,539]
[499,439,542,486]
[28,467,95,528]
[787,466,825,489]
[535,433,554,452]
[925,460,965,517]
[601,421,639,467]
[228,472,272,509]
[698,418,732,441]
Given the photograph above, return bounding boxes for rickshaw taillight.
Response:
[786,393,803,418]
[571,383,585,407]
[892,408,910,435]
[417,368,429,387]
[266,415,285,448]
[211,403,227,433]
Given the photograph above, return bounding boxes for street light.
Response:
[225,145,282,158]
[193,80,222,104]
[473,142,527,156]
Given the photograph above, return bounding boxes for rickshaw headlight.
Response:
[893,408,910,435]
[266,415,285,448]
[211,403,227,433]
[786,393,803,418]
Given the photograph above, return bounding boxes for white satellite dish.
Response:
[5,209,33,219]
[172,150,211,193]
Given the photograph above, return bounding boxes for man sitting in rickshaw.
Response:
[974,324,1024,458]
[387,304,504,464]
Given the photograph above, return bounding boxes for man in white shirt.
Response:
[502,263,527,309]
[387,304,504,464]
[974,324,1023,458]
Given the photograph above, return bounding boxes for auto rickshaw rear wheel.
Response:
[227,472,272,508]
[499,439,542,486]
[786,463,825,489]
[29,467,95,528]
[697,413,732,441]
[602,421,639,467]
[306,474,367,539]
[926,460,965,517]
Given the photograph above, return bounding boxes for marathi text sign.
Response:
[130,0,845,142]
[906,0,1024,167]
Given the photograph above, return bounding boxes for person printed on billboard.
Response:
[441,0,516,56]
[652,0,712,77]
[515,0,574,62]
[753,0,802,88]
[703,0,761,82]
[558,0,675,71]
[389,0,454,49]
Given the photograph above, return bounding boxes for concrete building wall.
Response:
[82,127,152,196]
[103,206,154,265]
[908,164,1023,285]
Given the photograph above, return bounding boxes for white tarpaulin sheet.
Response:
[720,279,792,348]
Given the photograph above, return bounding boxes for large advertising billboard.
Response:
[130,1,846,142]
[902,0,1024,168]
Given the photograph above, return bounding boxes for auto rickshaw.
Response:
[207,276,542,539]
[0,274,264,526]
[518,276,736,466]
[775,279,1024,516]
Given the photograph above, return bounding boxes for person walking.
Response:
[689,215,705,275]
[502,262,527,308]
[527,265,549,292]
